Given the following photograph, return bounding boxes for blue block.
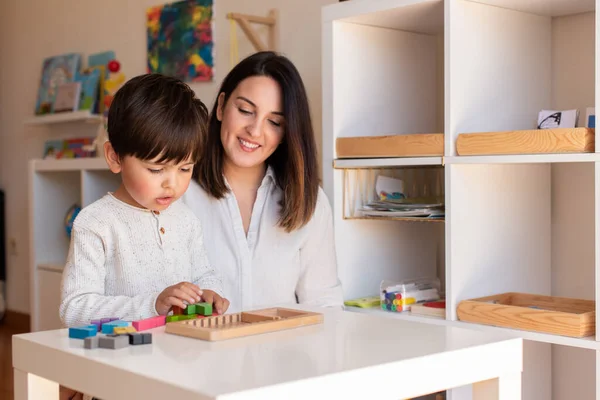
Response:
[101,320,129,334]
[69,325,98,339]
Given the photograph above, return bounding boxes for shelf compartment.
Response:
[342,166,444,221]
[348,306,600,350]
[336,133,444,158]
[456,128,595,156]
[334,157,444,169]
[457,292,595,338]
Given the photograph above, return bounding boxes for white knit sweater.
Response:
[59,193,223,328]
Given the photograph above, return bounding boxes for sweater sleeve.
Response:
[59,225,160,327]
[190,219,225,297]
[296,189,345,309]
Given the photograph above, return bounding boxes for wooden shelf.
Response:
[334,157,444,169]
[336,133,444,159]
[345,216,444,223]
[25,110,102,125]
[347,307,600,350]
[468,0,595,17]
[456,128,595,156]
[31,158,109,172]
[446,153,600,164]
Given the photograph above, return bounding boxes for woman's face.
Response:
[217,76,285,170]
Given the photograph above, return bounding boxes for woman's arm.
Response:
[296,189,344,308]
[59,226,160,327]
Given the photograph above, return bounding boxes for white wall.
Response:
[0,0,334,314]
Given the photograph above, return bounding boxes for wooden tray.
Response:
[165,307,323,341]
[456,128,595,155]
[336,133,444,158]
[456,292,595,337]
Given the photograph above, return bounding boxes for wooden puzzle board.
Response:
[164,307,324,341]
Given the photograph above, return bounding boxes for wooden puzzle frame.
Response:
[165,307,323,341]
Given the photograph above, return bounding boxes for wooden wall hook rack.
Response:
[227,9,278,52]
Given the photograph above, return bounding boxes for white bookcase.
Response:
[322,0,598,399]
[29,158,120,332]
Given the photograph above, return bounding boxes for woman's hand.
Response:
[201,290,230,314]
[155,282,203,315]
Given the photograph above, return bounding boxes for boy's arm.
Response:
[190,219,224,297]
[59,225,160,327]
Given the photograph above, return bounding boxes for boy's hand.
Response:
[201,290,230,314]
[155,282,203,315]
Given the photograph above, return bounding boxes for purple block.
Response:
[100,318,111,324]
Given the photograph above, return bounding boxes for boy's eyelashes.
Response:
[146,166,194,174]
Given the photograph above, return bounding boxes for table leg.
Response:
[14,368,59,400]
[472,372,522,400]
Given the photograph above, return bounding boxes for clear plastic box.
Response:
[380,277,441,312]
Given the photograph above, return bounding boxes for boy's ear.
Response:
[104,141,122,173]
[216,92,225,122]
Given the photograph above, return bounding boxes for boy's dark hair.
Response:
[195,51,319,233]
[107,73,208,163]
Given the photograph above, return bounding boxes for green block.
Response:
[183,304,196,315]
[180,314,196,321]
[166,315,181,323]
[195,302,212,316]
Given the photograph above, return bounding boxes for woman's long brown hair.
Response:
[195,51,319,232]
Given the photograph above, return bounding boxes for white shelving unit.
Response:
[322,0,598,399]
[29,158,120,332]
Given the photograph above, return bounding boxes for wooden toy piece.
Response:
[69,325,97,339]
[165,307,323,341]
[128,333,143,345]
[84,336,99,349]
[172,306,183,315]
[90,319,102,332]
[184,304,196,315]
[167,314,196,323]
[101,320,129,334]
[99,334,129,350]
[142,333,152,344]
[132,315,166,331]
[113,326,137,335]
[195,302,212,316]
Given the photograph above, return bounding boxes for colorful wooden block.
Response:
[99,334,129,349]
[195,302,212,316]
[132,315,166,331]
[90,320,102,332]
[128,333,143,345]
[101,320,129,334]
[183,304,196,315]
[113,326,137,335]
[69,325,97,339]
[141,333,152,344]
[84,336,99,349]
[172,306,183,315]
[167,314,196,323]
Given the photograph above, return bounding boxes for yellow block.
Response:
[113,326,137,334]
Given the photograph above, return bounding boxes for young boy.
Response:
[59,74,229,328]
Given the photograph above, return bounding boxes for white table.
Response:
[13,307,522,400]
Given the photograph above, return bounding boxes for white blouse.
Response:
[181,167,344,313]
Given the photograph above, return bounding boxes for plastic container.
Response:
[380,277,441,312]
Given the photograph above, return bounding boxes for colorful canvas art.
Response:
[146,0,214,82]
[35,53,81,115]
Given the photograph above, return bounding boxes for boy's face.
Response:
[105,143,194,211]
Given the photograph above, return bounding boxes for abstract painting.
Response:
[147,0,214,82]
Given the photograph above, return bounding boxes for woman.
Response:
[183,51,344,312]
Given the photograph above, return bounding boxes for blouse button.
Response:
[160,227,165,234]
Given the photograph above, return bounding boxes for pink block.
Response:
[132,315,167,331]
